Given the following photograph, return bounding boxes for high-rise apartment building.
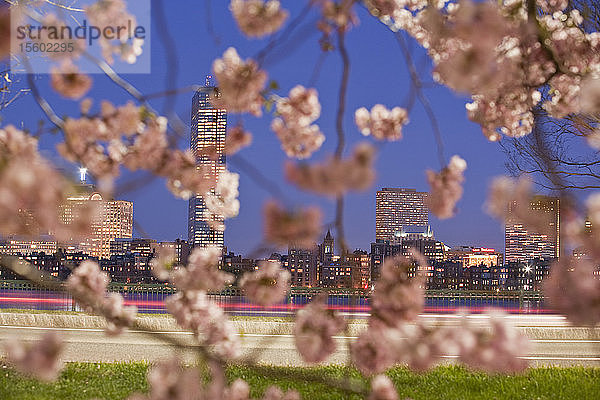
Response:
[504,195,560,263]
[188,79,227,249]
[376,188,429,242]
[60,187,133,259]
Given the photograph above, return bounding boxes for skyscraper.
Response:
[375,188,429,242]
[188,78,227,249]
[504,195,560,263]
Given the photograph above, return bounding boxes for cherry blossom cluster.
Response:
[85,0,143,64]
[230,0,289,38]
[486,175,552,236]
[66,260,137,335]
[285,143,376,197]
[150,246,177,281]
[151,245,233,292]
[368,375,398,400]
[367,0,600,140]
[294,294,347,363]
[354,104,409,141]
[172,246,234,292]
[58,102,213,199]
[271,86,325,159]
[212,47,268,116]
[50,61,92,100]
[204,169,241,231]
[455,311,530,373]
[3,331,64,382]
[352,310,530,376]
[166,291,240,359]
[0,125,90,240]
[543,257,600,326]
[263,200,323,249]
[127,357,286,400]
[239,260,291,306]
[225,125,253,155]
[425,155,467,219]
[318,0,359,33]
[371,255,424,326]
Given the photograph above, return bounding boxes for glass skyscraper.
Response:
[188,79,227,249]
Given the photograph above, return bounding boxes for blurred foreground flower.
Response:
[230,0,289,38]
[426,155,467,219]
[212,47,267,116]
[294,294,346,363]
[239,260,291,306]
[286,143,376,196]
[263,200,322,249]
[4,331,63,381]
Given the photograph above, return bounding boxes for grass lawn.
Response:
[0,363,598,400]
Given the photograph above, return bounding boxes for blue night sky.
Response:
[2,1,509,255]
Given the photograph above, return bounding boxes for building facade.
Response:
[505,195,560,263]
[59,188,133,259]
[376,188,429,242]
[188,81,227,249]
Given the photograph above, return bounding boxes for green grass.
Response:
[0,363,599,400]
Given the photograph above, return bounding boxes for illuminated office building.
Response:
[504,195,559,263]
[60,186,133,259]
[376,188,429,242]
[188,78,227,249]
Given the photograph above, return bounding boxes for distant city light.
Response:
[79,167,87,183]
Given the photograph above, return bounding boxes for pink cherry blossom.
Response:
[239,260,291,306]
[276,85,321,127]
[172,246,233,292]
[272,85,324,159]
[166,291,240,359]
[223,378,251,400]
[271,119,325,160]
[354,104,408,141]
[204,170,240,231]
[544,257,600,326]
[212,47,267,116]
[456,310,530,373]
[425,155,467,219]
[371,255,424,326]
[150,246,177,281]
[294,294,346,363]
[66,260,136,335]
[320,0,358,31]
[132,357,203,400]
[50,62,92,100]
[4,331,63,381]
[486,175,554,235]
[0,125,77,239]
[230,0,289,38]
[368,375,398,400]
[263,200,322,249]
[285,142,376,196]
[579,75,600,115]
[225,125,253,155]
[261,386,301,400]
[350,327,395,375]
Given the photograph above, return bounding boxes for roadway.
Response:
[1,314,599,367]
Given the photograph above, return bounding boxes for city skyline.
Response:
[1,1,559,256]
